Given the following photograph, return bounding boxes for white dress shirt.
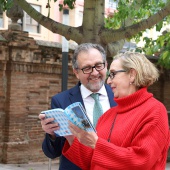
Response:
[80,84,111,125]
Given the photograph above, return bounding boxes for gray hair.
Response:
[72,43,106,69]
[113,52,159,87]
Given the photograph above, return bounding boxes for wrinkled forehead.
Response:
[77,49,104,66]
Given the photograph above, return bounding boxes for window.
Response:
[109,0,118,9]
[23,4,41,33]
[7,4,41,33]
[0,7,3,28]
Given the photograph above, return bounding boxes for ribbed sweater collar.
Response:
[114,87,153,114]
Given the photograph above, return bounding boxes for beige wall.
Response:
[1,0,119,45]
[1,0,59,42]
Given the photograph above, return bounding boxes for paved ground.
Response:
[166,162,170,169]
[0,163,58,170]
[0,160,59,170]
[0,162,170,170]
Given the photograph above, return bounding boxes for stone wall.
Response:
[0,30,169,164]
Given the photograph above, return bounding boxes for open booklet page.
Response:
[41,102,95,136]
[41,108,72,136]
[65,102,96,132]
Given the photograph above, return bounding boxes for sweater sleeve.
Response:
[63,138,93,170]
[42,133,65,158]
[92,127,168,170]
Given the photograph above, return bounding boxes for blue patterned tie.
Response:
[91,93,103,127]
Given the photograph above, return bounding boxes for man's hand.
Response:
[39,113,60,139]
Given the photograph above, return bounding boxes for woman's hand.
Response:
[64,135,75,146]
[68,121,98,149]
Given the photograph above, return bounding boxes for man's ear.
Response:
[73,69,80,79]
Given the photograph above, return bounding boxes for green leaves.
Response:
[158,50,170,69]
[0,0,13,11]
[105,0,166,30]
[105,0,170,69]
[156,21,163,32]
[137,31,170,69]
[58,0,76,11]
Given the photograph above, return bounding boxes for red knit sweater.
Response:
[63,88,170,170]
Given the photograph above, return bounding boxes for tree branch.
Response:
[107,39,125,57]
[106,0,144,56]
[102,1,170,44]
[15,0,83,43]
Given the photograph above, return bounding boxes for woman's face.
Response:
[107,59,137,98]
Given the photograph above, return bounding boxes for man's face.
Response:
[73,48,107,92]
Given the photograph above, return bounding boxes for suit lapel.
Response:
[68,82,85,108]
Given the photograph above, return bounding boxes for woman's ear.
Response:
[129,68,137,83]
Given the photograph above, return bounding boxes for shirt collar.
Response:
[80,84,107,99]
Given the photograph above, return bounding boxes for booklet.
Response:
[41,102,96,136]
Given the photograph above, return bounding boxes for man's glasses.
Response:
[107,70,126,80]
[79,63,105,74]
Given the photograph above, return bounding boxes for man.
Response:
[39,43,117,170]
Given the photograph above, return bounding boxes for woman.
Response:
[63,52,169,170]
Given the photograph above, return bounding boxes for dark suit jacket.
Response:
[42,82,116,170]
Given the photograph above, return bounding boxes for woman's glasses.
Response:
[107,70,126,80]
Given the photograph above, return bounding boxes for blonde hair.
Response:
[113,52,159,87]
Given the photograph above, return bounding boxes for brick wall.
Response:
[0,30,77,163]
[0,30,169,164]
